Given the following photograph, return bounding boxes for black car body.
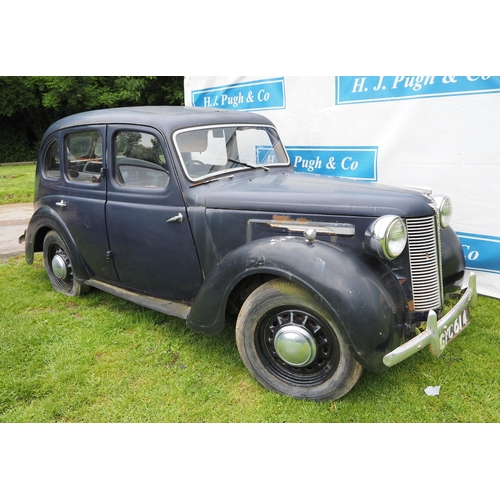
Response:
[23,106,477,401]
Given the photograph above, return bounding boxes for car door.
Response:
[49,126,119,282]
[105,125,203,300]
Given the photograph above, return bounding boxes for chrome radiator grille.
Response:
[406,215,443,312]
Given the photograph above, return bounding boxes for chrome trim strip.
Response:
[248,219,355,236]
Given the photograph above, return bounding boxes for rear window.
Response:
[65,130,103,183]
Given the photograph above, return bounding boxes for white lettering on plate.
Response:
[439,309,469,350]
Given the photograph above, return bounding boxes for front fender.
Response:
[441,225,466,292]
[25,206,89,283]
[187,236,410,371]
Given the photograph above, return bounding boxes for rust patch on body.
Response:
[272,215,310,224]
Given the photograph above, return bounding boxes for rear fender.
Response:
[25,206,90,283]
[187,236,410,371]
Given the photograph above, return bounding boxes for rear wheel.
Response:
[236,279,363,401]
[43,230,91,297]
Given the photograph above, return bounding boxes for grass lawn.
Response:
[0,163,36,204]
[1,164,499,422]
[1,253,499,423]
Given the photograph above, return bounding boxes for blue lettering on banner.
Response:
[336,76,500,105]
[456,232,500,275]
[286,146,378,181]
[191,78,285,111]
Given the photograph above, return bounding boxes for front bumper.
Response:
[383,273,478,367]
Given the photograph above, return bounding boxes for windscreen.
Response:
[175,125,289,180]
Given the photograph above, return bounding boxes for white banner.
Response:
[184,76,500,299]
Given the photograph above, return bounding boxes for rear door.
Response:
[105,125,203,300]
[48,126,119,282]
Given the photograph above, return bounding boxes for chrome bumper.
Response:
[383,273,478,367]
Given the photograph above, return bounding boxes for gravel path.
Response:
[0,203,33,258]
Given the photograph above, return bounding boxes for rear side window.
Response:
[65,131,103,183]
[114,131,169,189]
[43,139,61,179]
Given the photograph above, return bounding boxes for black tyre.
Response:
[43,230,91,297]
[236,279,363,401]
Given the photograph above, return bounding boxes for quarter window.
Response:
[43,139,61,180]
[114,131,169,189]
[65,131,103,183]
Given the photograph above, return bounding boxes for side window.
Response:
[43,139,61,179]
[114,131,169,189]
[65,131,103,183]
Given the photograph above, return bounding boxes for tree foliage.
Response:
[0,76,184,162]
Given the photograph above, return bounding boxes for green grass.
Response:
[1,253,499,422]
[0,164,36,204]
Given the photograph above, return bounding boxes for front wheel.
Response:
[43,230,91,297]
[235,279,363,401]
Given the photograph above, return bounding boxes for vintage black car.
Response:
[23,106,477,401]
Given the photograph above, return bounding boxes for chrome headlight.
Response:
[365,215,407,260]
[433,195,452,228]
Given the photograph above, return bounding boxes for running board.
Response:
[85,279,191,320]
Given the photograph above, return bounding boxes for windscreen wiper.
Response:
[190,174,234,188]
[228,158,270,172]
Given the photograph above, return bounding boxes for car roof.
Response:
[42,106,275,141]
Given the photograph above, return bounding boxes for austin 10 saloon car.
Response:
[23,106,477,401]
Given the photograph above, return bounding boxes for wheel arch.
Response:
[187,236,410,371]
[25,206,90,283]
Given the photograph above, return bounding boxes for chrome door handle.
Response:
[55,200,68,208]
[166,213,183,223]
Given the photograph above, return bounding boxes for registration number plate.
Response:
[438,306,470,353]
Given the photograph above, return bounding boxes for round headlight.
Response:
[434,195,452,228]
[365,215,407,260]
